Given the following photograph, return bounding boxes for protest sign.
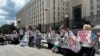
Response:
[78,30,91,43]
[61,37,81,53]
[67,38,81,53]
[61,41,68,48]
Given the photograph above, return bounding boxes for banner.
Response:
[67,38,81,53]
[61,37,81,53]
[77,30,91,43]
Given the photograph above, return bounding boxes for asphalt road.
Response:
[0,44,99,56]
[0,45,62,56]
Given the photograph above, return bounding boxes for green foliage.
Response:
[0,23,16,34]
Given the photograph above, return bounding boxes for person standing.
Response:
[33,27,42,48]
[20,26,31,46]
[28,27,34,47]
[19,28,24,41]
[29,27,39,47]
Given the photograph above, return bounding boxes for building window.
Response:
[43,18,44,22]
[91,0,93,3]
[42,1,44,5]
[40,13,41,17]
[54,11,55,15]
[40,4,41,7]
[43,13,44,17]
[54,16,55,21]
[97,10,100,14]
[58,17,59,22]
[91,12,93,16]
[58,12,59,16]
[97,4,100,8]
[53,6,55,10]
[91,6,93,9]
[63,12,64,14]
[53,0,55,4]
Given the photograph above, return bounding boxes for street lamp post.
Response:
[64,15,69,28]
[17,19,21,28]
[63,0,70,28]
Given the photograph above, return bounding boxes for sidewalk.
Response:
[41,33,100,56]
[0,45,62,56]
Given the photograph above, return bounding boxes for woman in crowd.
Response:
[28,27,35,47]
[78,24,97,56]
[19,28,24,41]
[60,25,77,56]
[33,27,42,48]
[51,34,61,53]
[10,30,19,44]
[20,26,31,46]
[46,26,56,49]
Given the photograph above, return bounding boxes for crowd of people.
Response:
[0,24,100,56]
[0,26,42,48]
[0,30,19,45]
[46,24,100,56]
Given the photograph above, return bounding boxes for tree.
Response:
[0,23,16,34]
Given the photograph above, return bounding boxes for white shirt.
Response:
[10,34,18,40]
[19,29,24,35]
[32,31,36,38]
[24,31,30,38]
[61,31,76,48]
[33,30,41,39]
[48,31,56,39]
[64,31,75,39]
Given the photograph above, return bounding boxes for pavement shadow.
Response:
[0,43,7,46]
[41,45,49,49]
[0,41,7,46]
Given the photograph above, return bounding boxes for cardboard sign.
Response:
[67,38,81,53]
[61,37,81,53]
[78,30,91,43]
[61,41,68,48]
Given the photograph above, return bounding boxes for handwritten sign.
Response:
[61,37,81,53]
[78,30,91,43]
[67,38,81,53]
[61,41,68,48]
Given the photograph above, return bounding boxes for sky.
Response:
[0,0,29,26]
